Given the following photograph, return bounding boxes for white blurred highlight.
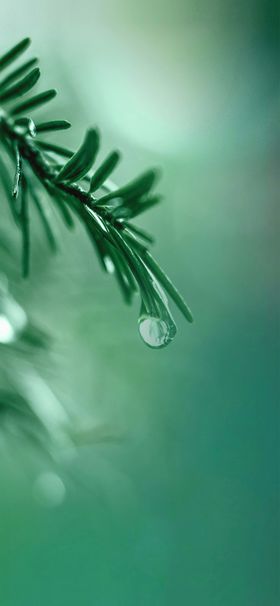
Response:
[33,471,66,507]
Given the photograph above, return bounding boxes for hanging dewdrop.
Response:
[0,37,193,348]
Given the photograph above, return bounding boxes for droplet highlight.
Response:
[138,315,175,349]
[33,471,66,508]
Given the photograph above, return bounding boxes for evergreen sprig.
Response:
[0,38,193,348]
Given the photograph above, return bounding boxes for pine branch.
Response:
[0,38,193,349]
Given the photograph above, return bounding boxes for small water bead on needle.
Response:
[0,277,27,344]
[138,272,177,348]
[138,297,177,349]
[138,314,174,348]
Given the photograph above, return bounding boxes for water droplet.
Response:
[138,314,176,348]
[138,276,177,348]
[33,471,66,508]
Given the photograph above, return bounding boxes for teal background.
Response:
[0,1,279,605]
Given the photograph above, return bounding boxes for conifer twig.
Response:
[0,38,193,348]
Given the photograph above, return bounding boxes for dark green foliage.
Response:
[0,67,40,102]
[99,169,159,204]
[0,58,38,92]
[0,38,31,72]
[0,37,193,348]
[125,222,154,245]
[113,194,162,219]
[20,179,30,277]
[90,151,121,192]
[36,120,71,133]
[36,140,73,157]
[55,128,99,183]
[144,252,194,323]
[11,88,57,115]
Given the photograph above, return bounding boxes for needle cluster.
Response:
[0,38,193,348]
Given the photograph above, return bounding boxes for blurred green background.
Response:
[0,1,278,605]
